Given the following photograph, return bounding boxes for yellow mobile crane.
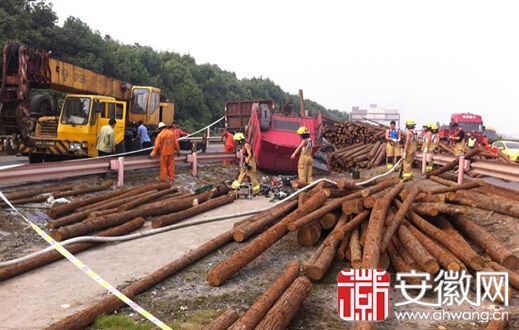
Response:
[0,43,174,162]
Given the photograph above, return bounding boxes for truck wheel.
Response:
[29,95,56,117]
[29,154,44,163]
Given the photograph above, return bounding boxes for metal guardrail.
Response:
[416,152,519,182]
[0,152,237,187]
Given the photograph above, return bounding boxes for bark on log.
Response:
[398,225,440,274]
[0,217,144,281]
[485,319,509,330]
[118,187,180,211]
[405,223,464,271]
[207,191,329,286]
[429,175,456,186]
[424,180,481,194]
[336,178,361,190]
[363,188,391,209]
[391,236,419,270]
[342,198,364,215]
[202,309,239,330]
[413,202,468,217]
[332,210,370,241]
[487,261,519,290]
[47,229,235,330]
[359,221,368,247]
[78,189,159,214]
[48,211,91,229]
[381,186,420,252]
[233,200,298,242]
[87,208,119,219]
[386,241,421,284]
[287,196,353,232]
[452,215,519,269]
[51,192,212,241]
[4,183,74,201]
[151,194,234,228]
[297,222,322,247]
[362,182,404,268]
[228,262,300,330]
[320,212,339,230]
[349,227,362,268]
[336,231,351,261]
[360,176,400,197]
[254,276,312,330]
[426,147,482,178]
[49,188,128,219]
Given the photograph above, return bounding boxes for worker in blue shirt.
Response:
[137,120,151,149]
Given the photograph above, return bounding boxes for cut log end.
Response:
[207,272,222,287]
[502,255,519,270]
[233,231,246,242]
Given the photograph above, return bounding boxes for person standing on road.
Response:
[231,132,260,195]
[385,120,402,170]
[402,119,418,181]
[449,122,466,155]
[150,122,179,182]
[96,118,116,156]
[291,126,314,185]
[136,120,151,149]
[221,128,235,166]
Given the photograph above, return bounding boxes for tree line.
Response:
[0,0,348,131]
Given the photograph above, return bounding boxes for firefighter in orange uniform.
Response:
[150,122,180,182]
[221,128,235,166]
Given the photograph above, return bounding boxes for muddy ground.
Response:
[0,164,518,329]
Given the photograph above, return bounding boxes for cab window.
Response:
[61,97,91,125]
[131,88,149,114]
[150,92,160,114]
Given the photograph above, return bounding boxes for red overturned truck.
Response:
[224,97,323,173]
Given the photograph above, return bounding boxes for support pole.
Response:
[458,155,465,184]
[117,157,124,187]
[192,151,198,177]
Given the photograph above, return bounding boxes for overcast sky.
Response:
[50,0,519,137]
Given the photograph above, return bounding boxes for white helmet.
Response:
[158,122,166,129]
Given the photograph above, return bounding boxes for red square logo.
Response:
[338,268,390,321]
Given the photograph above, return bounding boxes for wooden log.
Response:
[287,196,353,232]
[429,175,456,186]
[320,212,339,229]
[451,215,519,269]
[381,186,420,252]
[372,144,386,167]
[448,190,519,218]
[336,231,351,261]
[332,210,370,241]
[298,192,306,208]
[78,189,159,214]
[485,319,509,330]
[4,183,75,201]
[151,194,234,228]
[413,202,468,217]
[391,236,419,270]
[424,180,481,194]
[487,261,519,290]
[336,178,361,190]
[48,211,91,229]
[255,276,312,330]
[202,309,240,330]
[398,202,485,270]
[349,227,362,268]
[360,176,400,197]
[359,220,368,247]
[51,192,212,241]
[363,187,391,209]
[398,225,440,274]
[47,229,235,330]
[0,217,145,281]
[118,187,180,211]
[426,147,482,178]
[405,223,464,271]
[86,208,118,219]
[362,182,404,269]
[207,191,329,286]
[342,198,364,215]
[297,222,322,247]
[229,262,300,330]
[233,200,298,242]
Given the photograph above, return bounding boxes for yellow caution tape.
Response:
[0,191,171,330]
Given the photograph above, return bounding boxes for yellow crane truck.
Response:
[0,43,174,162]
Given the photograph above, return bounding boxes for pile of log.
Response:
[27,174,519,329]
[329,141,387,172]
[323,121,386,148]
[0,181,232,281]
[436,141,518,164]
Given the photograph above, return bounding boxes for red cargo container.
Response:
[224,100,275,133]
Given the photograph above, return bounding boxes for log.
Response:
[398,225,440,274]
[298,192,306,208]
[426,147,482,178]
[207,191,329,286]
[228,261,300,330]
[342,198,364,215]
[359,221,368,247]
[202,309,239,330]
[429,175,457,186]
[4,183,75,201]
[386,241,421,284]
[304,215,348,280]
[297,222,322,247]
[255,276,312,330]
[47,229,235,330]
[424,180,481,194]
[487,261,519,290]
[0,217,145,281]
[51,191,212,241]
[336,178,361,190]
[485,319,509,330]
[448,190,519,218]
[118,187,180,211]
[151,194,234,228]
[48,211,91,229]
[363,188,391,209]
[332,210,370,241]
[360,176,400,197]
[361,182,404,268]
[349,227,362,268]
[392,236,419,270]
[86,208,119,219]
[381,186,420,252]
[336,231,351,261]
[405,223,464,271]
[233,200,298,242]
[78,189,159,214]
[412,202,468,217]
[287,196,355,232]
[320,212,339,230]
[452,215,519,269]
